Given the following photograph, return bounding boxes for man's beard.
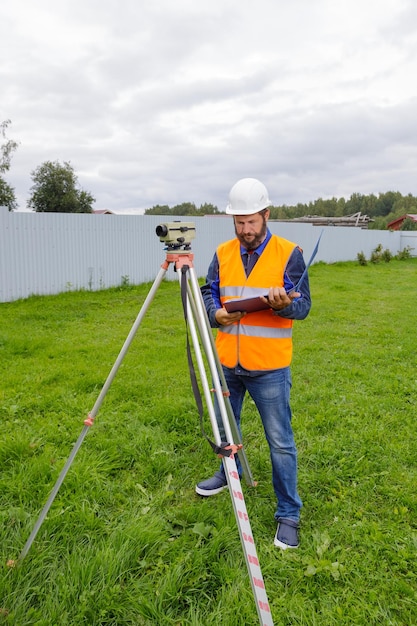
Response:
[235,216,268,251]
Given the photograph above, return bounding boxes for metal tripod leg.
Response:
[18,263,169,561]
[185,278,256,486]
[178,265,273,626]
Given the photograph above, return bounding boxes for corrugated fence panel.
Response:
[1,207,415,303]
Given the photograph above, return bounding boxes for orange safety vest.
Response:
[216,235,297,370]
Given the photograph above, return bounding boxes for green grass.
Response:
[1,259,416,625]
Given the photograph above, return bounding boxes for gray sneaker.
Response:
[274,518,299,550]
[195,471,228,496]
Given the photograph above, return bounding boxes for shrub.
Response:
[396,245,413,260]
[381,248,392,262]
[370,244,383,264]
[357,251,367,266]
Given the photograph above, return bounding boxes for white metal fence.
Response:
[1,207,415,303]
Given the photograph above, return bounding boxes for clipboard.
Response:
[224,296,270,313]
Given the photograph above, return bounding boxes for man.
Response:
[196,178,311,550]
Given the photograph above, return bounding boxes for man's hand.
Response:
[261,287,300,311]
[215,308,246,326]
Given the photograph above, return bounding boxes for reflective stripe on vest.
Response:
[219,324,292,339]
[216,235,296,370]
[220,286,266,298]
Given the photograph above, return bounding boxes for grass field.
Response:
[1,258,416,625]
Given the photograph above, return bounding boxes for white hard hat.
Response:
[225,178,272,215]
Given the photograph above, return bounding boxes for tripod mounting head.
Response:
[156,221,196,250]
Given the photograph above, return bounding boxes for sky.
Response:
[1,0,417,214]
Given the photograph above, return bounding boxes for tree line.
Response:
[267,192,417,230]
[144,192,417,230]
[1,119,416,229]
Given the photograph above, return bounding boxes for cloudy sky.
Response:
[1,0,417,213]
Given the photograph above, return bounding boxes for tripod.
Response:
[17,232,274,626]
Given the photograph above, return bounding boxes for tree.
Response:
[28,160,95,213]
[0,119,19,211]
[345,192,365,215]
[0,178,18,211]
[197,203,220,215]
[375,191,402,217]
[144,201,220,216]
[400,216,417,231]
[172,202,197,215]
[144,204,171,215]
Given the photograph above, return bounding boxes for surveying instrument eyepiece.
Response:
[155,221,196,250]
[16,221,274,625]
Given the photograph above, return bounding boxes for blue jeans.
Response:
[216,365,302,522]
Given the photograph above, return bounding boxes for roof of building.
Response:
[387,214,417,230]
